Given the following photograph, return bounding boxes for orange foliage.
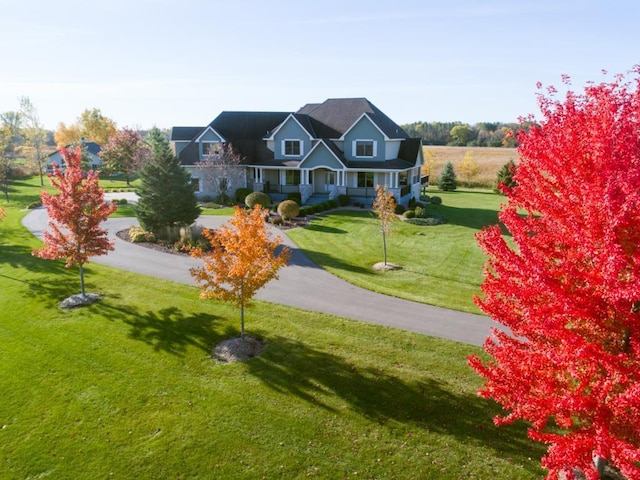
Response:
[190,205,290,338]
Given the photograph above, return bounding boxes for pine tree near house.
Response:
[33,146,117,298]
[438,161,457,191]
[135,127,201,236]
[468,70,640,480]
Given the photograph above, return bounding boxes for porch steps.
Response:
[305,193,330,205]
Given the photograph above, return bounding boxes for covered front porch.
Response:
[249,165,421,206]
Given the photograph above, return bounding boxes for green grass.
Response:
[287,188,505,314]
[0,181,544,479]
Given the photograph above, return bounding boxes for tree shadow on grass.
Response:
[304,224,347,234]
[245,335,544,475]
[93,301,224,357]
[290,248,372,275]
[428,204,510,235]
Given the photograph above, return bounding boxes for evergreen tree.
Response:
[135,128,201,236]
[494,159,518,194]
[438,161,457,191]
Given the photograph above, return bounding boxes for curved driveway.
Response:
[22,208,499,346]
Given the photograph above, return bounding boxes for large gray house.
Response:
[170,98,424,205]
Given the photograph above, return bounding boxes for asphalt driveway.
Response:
[22,209,499,346]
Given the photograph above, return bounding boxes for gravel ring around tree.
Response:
[213,337,265,363]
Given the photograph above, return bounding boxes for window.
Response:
[285,170,301,185]
[357,172,374,188]
[218,177,228,192]
[283,140,302,156]
[399,171,409,186]
[354,140,375,157]
[190,177,202,193]
[202,142,219,155]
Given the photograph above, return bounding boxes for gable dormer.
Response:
[195,126,226,158]
[340,113,387,162]
[265,114,314,160]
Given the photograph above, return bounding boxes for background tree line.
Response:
[401,121,531,147]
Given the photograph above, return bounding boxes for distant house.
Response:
[171,98,424,205]
[46,140,102,172]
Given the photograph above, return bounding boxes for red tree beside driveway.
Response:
[33,146,117,300]
[469,70,640,480]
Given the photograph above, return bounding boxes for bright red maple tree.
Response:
[190,205,290,340]
[33,146,117,298]
[468,70,640,480]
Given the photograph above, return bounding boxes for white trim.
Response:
[352,139,377,158]
[281,139,304,157]
[195,125,226,143]
[299,139,346,169]
[264,113,314,141]
[338,112,390,141]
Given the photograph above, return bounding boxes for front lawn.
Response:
[287,189,505,314]
[0,185,544,479]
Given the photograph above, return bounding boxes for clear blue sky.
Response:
[1,0,638,130]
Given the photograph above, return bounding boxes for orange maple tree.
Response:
[372,184,396,266]
[0,207,5,220]
[190,205,290,339]
[33,146,117,298]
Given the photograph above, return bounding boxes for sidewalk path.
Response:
[22,208,499,346]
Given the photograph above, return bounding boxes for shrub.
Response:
[277,199,300,221]
[245,191,271,209]
[235,187,252,203]
[298,206,314,217]
[414,206,427,218]
[287,192,302,204]
[405,216,447,226]
[118,198,128,205]
[394,204,405,215]
[419,195,430,204]
[271,217,283,226]
[215,193,233,206]
[328,199,338,209]
[430,196,442,205]
[128,226,156,243]
[403,209,415,219]
[27,201,42,209]
[337,194,350,206]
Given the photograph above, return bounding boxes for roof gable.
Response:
[265,113,315,140]
[299,140,346,170]
[195,125,225,143]
[296,98,409,139]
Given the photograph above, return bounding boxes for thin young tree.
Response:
[372,184,396,267]
[19,96,48,186]
[458,151,480,187]
[100,128,151,185]
[190,205,290,340]
[468,70,640,480]
[33,146,117,298]
[195,143,245,204]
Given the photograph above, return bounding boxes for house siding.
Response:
[301,144,344,170]
[273,118,312,160]
[343,117,385,162]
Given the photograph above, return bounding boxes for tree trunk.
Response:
[79,264,86,298]
[382,231,387,266]
[240,304,245,340]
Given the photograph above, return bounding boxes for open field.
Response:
[424,146,519,188]
[0,178,544,479]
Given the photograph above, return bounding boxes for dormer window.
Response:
[353,140,376,158]
[202,142,219,155]
[283,139,302,156]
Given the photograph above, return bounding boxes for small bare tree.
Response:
[196,143,246,203]
[372,184,397,267]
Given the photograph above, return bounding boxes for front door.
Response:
[325,171,335,192]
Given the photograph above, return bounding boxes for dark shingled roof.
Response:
[173,99,417,168]
[171,127,203,142]
[296,98,409,140]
